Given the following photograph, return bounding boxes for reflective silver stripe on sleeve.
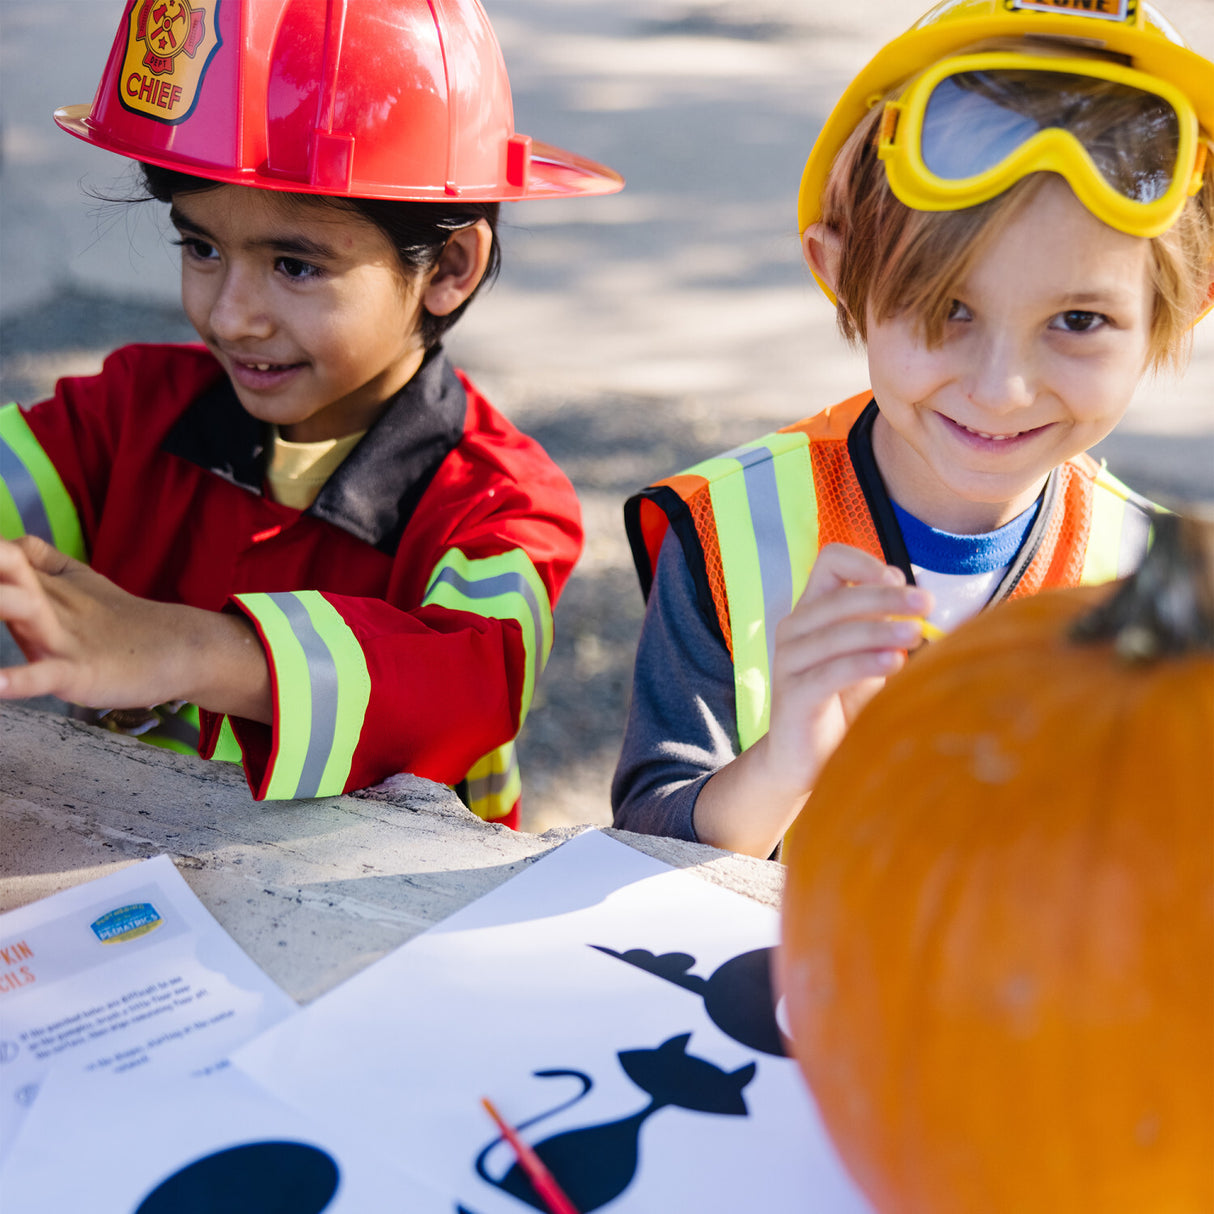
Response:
[0,429,54,543]
[465,752,519,806]
[268,591,340,799]
[427,566,544,682]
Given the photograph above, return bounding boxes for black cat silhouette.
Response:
[465,1032,755,1213]
[591,944,786,1056]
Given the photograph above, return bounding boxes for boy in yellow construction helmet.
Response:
[614,0,1213,857]
[0,0,621,826]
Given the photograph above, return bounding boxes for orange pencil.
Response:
[480,1096,581,1214]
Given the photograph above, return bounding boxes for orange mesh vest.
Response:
[624,393,1155,752]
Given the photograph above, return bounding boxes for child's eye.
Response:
[172,236,218,262]
[1051,310,1107,334]
[947,300,972,322]
[276,257,323,281]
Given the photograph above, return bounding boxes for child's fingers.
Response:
[0,543,48,615]
[0,545,64,643]
[0,656,76,700]
[775,619,911,687]
[0,583,44,624]
[0,537,35,581]
[767,650,903,768]
[779,581,932,649]
[789,544,935,640]
[12,534,74,576]
[806,647,905,692]
[800,543,907,598]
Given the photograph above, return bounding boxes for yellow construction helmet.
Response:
[798,0,1213,239]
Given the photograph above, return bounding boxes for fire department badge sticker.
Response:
[118,0,222,124]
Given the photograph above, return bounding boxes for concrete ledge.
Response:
[0,704,783,1003]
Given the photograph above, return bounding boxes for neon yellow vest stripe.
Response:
[1080,465,1153,586]
[685,433,817,752]
[423,546,553,821]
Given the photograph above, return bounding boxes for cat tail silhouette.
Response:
[473,1068,593,1192]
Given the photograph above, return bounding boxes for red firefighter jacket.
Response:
[1,344,583,826]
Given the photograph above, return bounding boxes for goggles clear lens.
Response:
[920,69,1182,205]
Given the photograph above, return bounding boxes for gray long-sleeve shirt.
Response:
[611,530,738,842]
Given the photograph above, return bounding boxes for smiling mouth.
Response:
[953,420,1050,442]
[223,357,306,392]
[235,359,298,372]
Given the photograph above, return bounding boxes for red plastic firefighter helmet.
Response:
[54,0,623,202]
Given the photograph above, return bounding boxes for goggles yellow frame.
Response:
[877,52,1208,239]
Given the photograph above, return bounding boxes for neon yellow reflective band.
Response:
[423,546,553,819]
[707,433,815,751]
[464,741,522,822]
[0,403,86,558]
[212,713,243,763]
[235,591,372,800]
[423,547,553,720]
[138,703,243,762]
[1080,490,1128,586]
[1081,466,1155,587]
[710,469,766,748]
[0,477,18,542]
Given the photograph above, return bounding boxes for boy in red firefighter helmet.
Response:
[613,0,1214,857]
[0,0,622,827]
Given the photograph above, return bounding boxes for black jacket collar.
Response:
[162,348,467,554]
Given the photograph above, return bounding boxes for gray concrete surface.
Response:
[0,703,783,1002]
[3,0,1212,833]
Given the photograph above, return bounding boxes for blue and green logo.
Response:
[91,903,163,944]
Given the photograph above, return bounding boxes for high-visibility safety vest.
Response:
[625,393,1155,754]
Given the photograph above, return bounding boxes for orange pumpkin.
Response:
[778,512,1214,1214]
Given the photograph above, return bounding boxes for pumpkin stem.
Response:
[1072,510,1214,660]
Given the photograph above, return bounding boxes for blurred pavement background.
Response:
[2,0,1211,830]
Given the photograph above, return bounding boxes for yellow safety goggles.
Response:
[877,53,1209,239]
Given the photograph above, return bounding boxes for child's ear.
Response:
[422,220,493,317]
[802,222,843,296]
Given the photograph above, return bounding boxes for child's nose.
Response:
[208,267,273,343]
[964,338,1035,414]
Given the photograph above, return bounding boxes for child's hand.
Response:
[766,543,930,788]
[0,534,189,709]
[694,543,931,857]
[0,536,271,723]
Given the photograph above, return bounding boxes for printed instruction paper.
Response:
[0,854,295,1162]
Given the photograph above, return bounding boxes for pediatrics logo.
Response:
[118,0,222,124]
[90,903,164,945]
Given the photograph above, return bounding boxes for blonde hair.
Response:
[819,77,1214,370]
